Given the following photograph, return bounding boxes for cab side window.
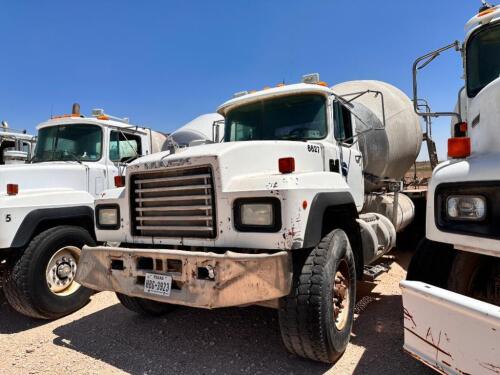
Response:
[109,131,142,162]
[333,101,353,144]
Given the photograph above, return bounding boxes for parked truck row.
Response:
[0,2,498,372]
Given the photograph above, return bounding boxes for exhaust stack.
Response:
[72,103,81,116]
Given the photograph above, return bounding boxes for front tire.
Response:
[116,293,176,316]
[406,238,455,288]
[4,226,95,319]
[278,229,356,363]
[448,252,500,306]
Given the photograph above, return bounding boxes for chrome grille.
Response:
[131,166,215,238]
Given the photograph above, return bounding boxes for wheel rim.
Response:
[333,258,350,331]
[46,246,81,296]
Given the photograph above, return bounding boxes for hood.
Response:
[129,140,325,190]
[0,162,88,195]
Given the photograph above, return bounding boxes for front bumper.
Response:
[400,280,500,375]
[76,246,292,308]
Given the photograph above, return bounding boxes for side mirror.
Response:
[212,120,224,143]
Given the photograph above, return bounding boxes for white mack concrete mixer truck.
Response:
[401,2,500,374]
[76,74,423,363]
[0,104,174,319]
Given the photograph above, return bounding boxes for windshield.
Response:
[466,22,500,97]
[33,124,102,162]
[224,94,327,142]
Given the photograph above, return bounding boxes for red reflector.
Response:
[7,184,19,195]
[114,175,125,187]
[448,137,471,158]
[279,157,295,174]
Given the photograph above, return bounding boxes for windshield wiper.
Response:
[64,151,83,164]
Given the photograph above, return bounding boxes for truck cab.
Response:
[0,105,166,319]
[402,4,500,374]
[0,121,35,165]
[76,76,423,363]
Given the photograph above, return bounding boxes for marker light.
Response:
[279,157,295,174]
[114,175,125,187]
[448,137,471,158]
[478,7,496,17]
[52,114,81,119]
[7,183,18,195]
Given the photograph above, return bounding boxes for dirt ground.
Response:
[0,250,433,375]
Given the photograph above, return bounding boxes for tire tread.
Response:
[279,230,350,363]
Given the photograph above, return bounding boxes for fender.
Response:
[10,206,95,249]
[302,191,358,249]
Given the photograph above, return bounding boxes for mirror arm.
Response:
[412,40,462,123]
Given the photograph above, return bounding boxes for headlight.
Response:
[234,198,281,232]
[446,195,486,221]
[96,205,120,229]
[241,203,274,226]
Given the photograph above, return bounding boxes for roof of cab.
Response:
[465,5,500,39]
[37,115,146,131]
[216,83,333,116]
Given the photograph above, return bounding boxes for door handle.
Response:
[355,155,362,164]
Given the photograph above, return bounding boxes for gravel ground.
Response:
[0,250,433,375]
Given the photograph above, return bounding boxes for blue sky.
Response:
[0,1,482,159]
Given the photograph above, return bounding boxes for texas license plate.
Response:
[144,273,172,297]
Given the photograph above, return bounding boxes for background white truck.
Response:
[402,2,500,374]
[76,74,425,363]
[0,104,173,319]
[0,121,35,165]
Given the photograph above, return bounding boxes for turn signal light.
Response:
[7,183,19,195]
[478,7,496,17]
[448,137,471,158]
[279,157,295,174]
[114,175,125,187]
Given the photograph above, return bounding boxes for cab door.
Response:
[332,101,364,209]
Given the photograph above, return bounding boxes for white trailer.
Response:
[0,104,173,319]
[402,3,500,374]
[76,75,424,363]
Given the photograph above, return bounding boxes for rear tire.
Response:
[3,226,95,319]
[406,238,455,288]
[278,229,356,363]
[116,293,176,316]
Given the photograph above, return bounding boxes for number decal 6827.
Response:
[307,144,320,153]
